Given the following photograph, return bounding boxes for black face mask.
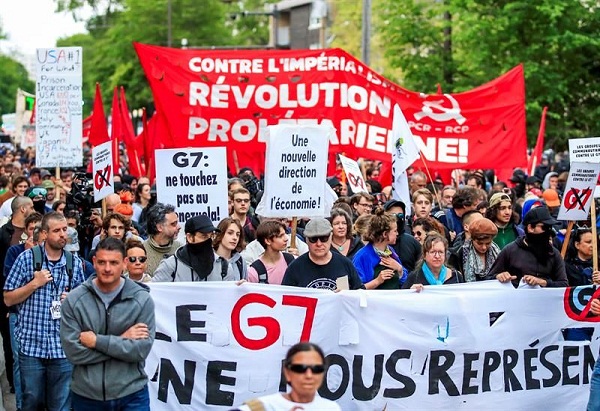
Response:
[396,216,406,235]
[525,230,553,262]
[32,200,46,214]
[183,238,214,280]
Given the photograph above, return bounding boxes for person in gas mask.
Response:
[25,186,49,215]
[382,200,421,272]
[151,215,219,282]
[486,207,568,288]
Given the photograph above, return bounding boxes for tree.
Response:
[377,0,600,149]
[0,55,34,116]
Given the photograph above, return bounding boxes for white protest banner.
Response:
[92,141,114,202]
[569,137,600,163]
[338,155,366,193]
[146,282,599,410]
[35,47,83,167]
[262,125,331,218]
[155,147,228,225]
[558,161,600,221]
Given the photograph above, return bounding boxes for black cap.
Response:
[184,215,220,234]
[525,176,540,185]
[509,169,526,183]
[522,206,557,227]
[327,177,341,188]
[383,199,406,212]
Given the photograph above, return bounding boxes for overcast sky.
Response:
[0,0,88,55]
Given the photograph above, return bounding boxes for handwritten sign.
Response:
[35,47,83,167]
[155,148,228,225]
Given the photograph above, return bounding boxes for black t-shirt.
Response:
[391,233,422,272]
[282,252,363,291]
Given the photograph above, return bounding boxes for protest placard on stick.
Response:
[92,141,114,202]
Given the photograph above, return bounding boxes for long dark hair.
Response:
[213,217,246,253]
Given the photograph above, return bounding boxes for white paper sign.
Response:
[155,147,228,225]
[145,282,600,411]
[92,141,114,202]
[262,125,331,218]
[35,47,83,167]
[338,155,367,193]
[569,137,600,163]
[557,161,600,221]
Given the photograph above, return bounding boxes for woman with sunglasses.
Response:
[411,216,446,245]
[352,207,408,289]
[235,342,340,411]
[403,232,464,291]
[124,239,152,283]
[328,208,363,259]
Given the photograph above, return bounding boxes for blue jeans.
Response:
[20,354,72,411]
[588,355,600,410]
[9,313,21,409]
[72,385,150,411]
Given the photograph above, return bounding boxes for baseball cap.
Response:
[509,169,526,183]
[383,199,406,212]
[542,189,560,207]
[41,180,55,189]
[40,169,52,179]
[184,215,219,234]
[522,206,557,227]
[303,218,333,237]
[489,193,511,209]
[64,227,80,252]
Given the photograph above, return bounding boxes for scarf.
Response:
[423,262,447,285]
[462,239,500,282]
[178,240,214,280]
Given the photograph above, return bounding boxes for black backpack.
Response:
[32,245,74,290]
[250,252,295,284]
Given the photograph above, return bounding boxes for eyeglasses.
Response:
[428,250,445,256]
[307,235,330,243]
[287,363,325,374]
[127,256,147,263]
[234,198,250,204]
[358,203,373,208]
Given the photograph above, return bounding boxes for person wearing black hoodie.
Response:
[486,207,568,288]
[383,200,421,272]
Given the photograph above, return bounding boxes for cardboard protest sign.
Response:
[92,141,114,202]
[262,125,331,218]
[155,148,228,225]
[569,137,600,163]
[557,161,600,221]
[338,155,366,193]
[35,47,83,167]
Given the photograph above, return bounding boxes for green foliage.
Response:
[377,0,600,150]
[0,55,34,116]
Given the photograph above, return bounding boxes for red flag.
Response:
[144,110,170,183]
[82,115,92,144]
[528,106,548,176]
[88,83,110,147]
[110,87,122,175]
[119,87,144,177]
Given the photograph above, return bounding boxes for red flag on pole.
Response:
[88,83,110,147]
[110,87,122,175]
[119,87,144,177]
[528,106,548,176]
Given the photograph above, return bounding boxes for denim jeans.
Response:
[9,314,21,410]
[20,354,72,411]
[588,355,600,411]
[72,385,150,411]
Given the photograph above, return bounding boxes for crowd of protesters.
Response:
[0,145,599,410]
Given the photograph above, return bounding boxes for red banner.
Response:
[134,44,527,171]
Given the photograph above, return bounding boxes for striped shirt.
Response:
[4,246,85,358]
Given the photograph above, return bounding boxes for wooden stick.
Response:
[102,198,107,219]
[290,217,297,250]
[54,166,61,201]
[561,221,574,258]
[419,152,441,208]
[592,200,598,272]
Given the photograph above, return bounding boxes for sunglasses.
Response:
[127,256,147,263]
[307,235,330,243]
[413,231,423,237]
[287,363,325,374]
[394,213,405,220]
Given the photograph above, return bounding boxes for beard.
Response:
[181,239,214,280]
[525,231,553,263]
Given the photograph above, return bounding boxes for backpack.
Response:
[32,245,74,290]
[171,254,245,282]
[250,252,295,284]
